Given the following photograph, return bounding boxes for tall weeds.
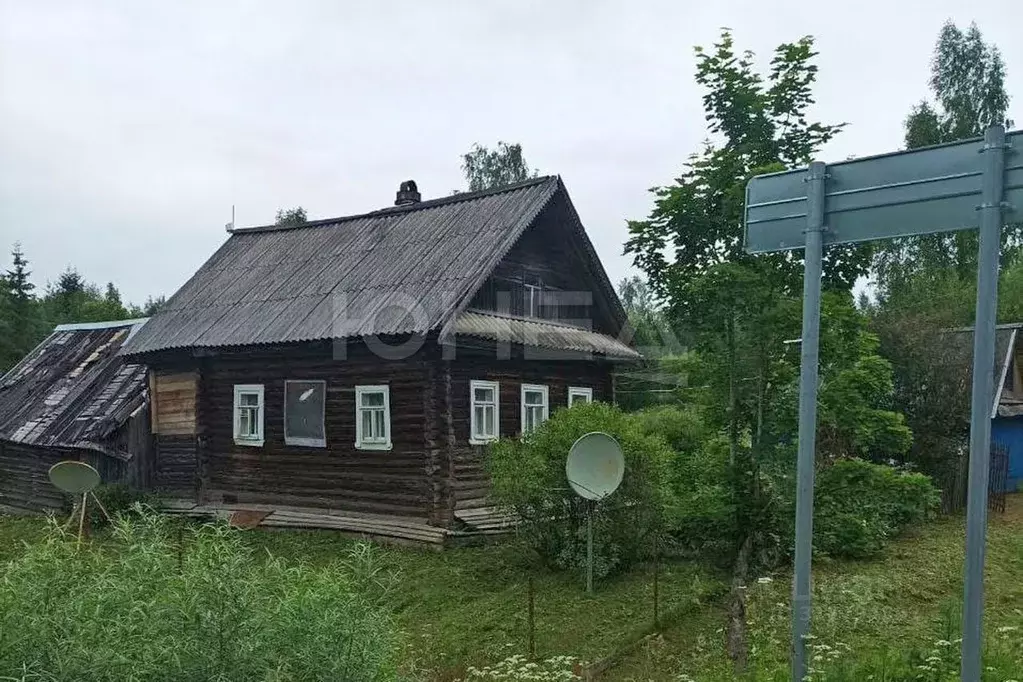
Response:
[0,508,397,682]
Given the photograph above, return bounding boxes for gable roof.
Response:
[0,319,149,455]
[122,176,628,355]
[949,324,1022,418]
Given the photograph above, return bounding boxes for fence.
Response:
[942,442,1009,515]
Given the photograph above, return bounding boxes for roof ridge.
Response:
[231,175,560,235]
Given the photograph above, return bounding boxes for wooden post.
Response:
[653,538,660,628]
[527,575,536,660]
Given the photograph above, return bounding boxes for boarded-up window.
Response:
[284,380,326,447]
[151,371,197,435]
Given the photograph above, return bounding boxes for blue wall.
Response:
[990,416,1023,494]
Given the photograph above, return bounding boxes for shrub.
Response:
[487,402,674,579]
[0,509,397,681]
[813,458,940,559]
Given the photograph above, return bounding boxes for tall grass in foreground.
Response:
[0,509,398,682]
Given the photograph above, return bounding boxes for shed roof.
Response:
[0,319,149,455]
[122,176,627,356]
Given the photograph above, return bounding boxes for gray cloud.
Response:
[1,0,1020,304]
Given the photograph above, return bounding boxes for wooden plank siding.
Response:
[151,371,198,435]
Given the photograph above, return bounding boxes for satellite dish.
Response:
[48,460,109,547]
[48,461,101,494]
[566,432,624,501]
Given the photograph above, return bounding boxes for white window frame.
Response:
[284,379,327,448]
[233,384,265,447]
[470,380,500,444]
[520,383,550,434]
[355,384,392,451]
[568,386,593,407]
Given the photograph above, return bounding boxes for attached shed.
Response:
[0,319,152,512]
[990,325,1023,494]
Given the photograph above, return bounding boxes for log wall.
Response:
[195,342,434,518]
[439,348,615,514]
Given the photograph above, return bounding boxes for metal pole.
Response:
[791,160,826,682]
[586,503,594,594]
[961,124,1007,682]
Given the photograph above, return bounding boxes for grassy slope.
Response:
[610,494,1023,680]
[1,497,1020,680]
[245,531,724,679]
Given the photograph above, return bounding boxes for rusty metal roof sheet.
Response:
[453,311,641,360]
[0,319,149,450]
[123,177,571,355]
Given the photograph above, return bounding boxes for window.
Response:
[233,384,264,446]
[568,387,593,407]
[284,380,326,447]
[521,384,549,434]
[470,380,500,444]
[355,385,391,450]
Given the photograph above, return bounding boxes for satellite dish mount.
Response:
[48,461,111,547]
[565,432,625,593]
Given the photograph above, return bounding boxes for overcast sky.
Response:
[2,1,1021,305]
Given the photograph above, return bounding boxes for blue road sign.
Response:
[745,131,1023,253]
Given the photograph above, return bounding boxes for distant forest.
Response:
[0,244,165,373]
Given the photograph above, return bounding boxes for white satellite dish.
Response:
[565,432,625,593]
[48,460,110,547]
[566,432,625,501]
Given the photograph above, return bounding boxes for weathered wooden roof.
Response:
[949,324,1021,418]
[453,311,640,360]
[0,319,149,452]
[122,176,626,356]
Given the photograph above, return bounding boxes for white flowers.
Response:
[461,654,580,682]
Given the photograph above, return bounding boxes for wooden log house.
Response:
[121,177,640,527]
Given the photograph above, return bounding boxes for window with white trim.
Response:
[233,384,264,446]
[470,380,500,444]
[284,380,326,447]
[521,384,549,434]
[568,386,593,407]
[355,385,391,450]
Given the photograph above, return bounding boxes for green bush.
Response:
[814,458,939,559]
[486,402,674,579]
[0,509,397,681]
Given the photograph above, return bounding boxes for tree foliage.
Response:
[875,21,1015,297]
[0,245,164,374]
[461,142,538,192]
[274,206,308,227]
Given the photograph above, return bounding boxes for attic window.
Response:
[284,380,326,447]
[233,384,264,446]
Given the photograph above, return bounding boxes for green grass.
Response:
[2,498,1021,680]
[610,494,1023,680]
[244,531,725,679]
